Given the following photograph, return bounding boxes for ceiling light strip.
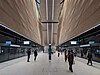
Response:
[46,0,49,44]
[51,0,54,45]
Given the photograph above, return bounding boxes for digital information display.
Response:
[23,41,30,45]
[5,41,11,45]
[70,41,77,44]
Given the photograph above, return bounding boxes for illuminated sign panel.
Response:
[5,41,11,45]
[70,41,77,44]
[24,41,30,45]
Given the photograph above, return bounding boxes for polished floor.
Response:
[0,52,100,75]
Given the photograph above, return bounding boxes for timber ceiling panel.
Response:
[59,0,100,44]
[0,0,41,44]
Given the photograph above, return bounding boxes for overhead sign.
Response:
[89,41,95,44]
[5,41,11,45]
[23,41,30,45]
[70,41,77,44]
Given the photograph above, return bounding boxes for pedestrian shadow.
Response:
[65,69,75,74]
[90,65,100,69]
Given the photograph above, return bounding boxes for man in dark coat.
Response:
[64,49,68,62]
[26,49,31,62]
[87,51,93,66]
[68,50,74,72]
[34,50,38,61]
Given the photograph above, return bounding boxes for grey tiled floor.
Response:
[0,52,100,75]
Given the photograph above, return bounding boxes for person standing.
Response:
[68,50,74,72]
[48,45,52,62]
[26,49,31,62]
[81,50,83,57]
[43,48,44,53]
[58,51,60,57]
[87,50,93,66]
[64,49,68,62]
[34,50,38,61]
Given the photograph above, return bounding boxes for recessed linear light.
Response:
[46,0,49,44]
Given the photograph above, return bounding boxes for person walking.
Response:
[34,50,38,61]
[48,45,52,62]
[87,50,93,66]
[64,49,68,62]
[26,49,31,62]
[68,50,74,72]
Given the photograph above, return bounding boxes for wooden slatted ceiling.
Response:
[59,0,100,44]
[0,0,41,44]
